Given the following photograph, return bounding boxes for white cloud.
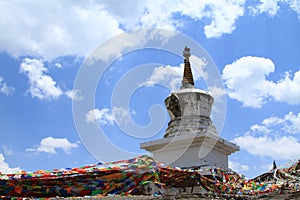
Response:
[141,58,206,91]
[20,58,63,100]
[113,107,137,126]
[285,0,300,20]
[20,59,85,101]
[54,63,62,68]
[269,71,300,105]
[136,1,180,31]
[262,115,285,126]
[190,55,208,80]
[0,154,21,174]
[252,112,300,134]
[233,111,300,160]
[26,137,79,155]
[100,0,151,30]
[249,0,300,19]
[233,135,300,160]
[286,112,300,133]
[87,29,175,65]
[176,0,246,38]
[1,1,299,60]
[86,108,115,125]
[229,160,250,172]
[251,0,280,16]
[202,1,245,38]
[0,0,252,61]
[208,86,226,101]
[141,65,183,91]
[86,107,136,126]
[0,1,122,60]
[98,0,300,39]
[223,56,300,107]
[0,76,15,96]
[65,89,83,101]
[0,84,15,96]
[223,56,274,107]
[2,145,13,156]
[250,124,271,134]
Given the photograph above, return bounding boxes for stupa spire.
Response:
[181,46,194,89]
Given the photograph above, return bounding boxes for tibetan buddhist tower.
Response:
[140,46,239,169]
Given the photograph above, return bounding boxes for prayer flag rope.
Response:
[0,155,299,198]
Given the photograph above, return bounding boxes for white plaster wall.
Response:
[153,144,228,169]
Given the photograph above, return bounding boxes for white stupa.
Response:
[140,46,239,169]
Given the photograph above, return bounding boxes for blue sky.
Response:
[0,0,299,178]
